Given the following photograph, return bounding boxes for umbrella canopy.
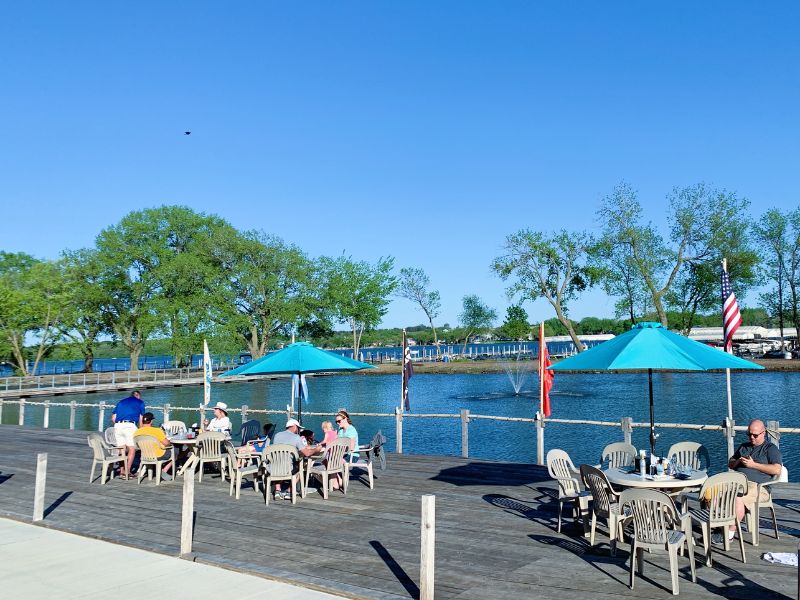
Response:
[548,322,763,453]
[219,342,374,421]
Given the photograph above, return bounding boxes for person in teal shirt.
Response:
[335,410,359,461]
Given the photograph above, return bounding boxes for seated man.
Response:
[270,418,321,499]
[134,412,175,481]
[719,419,782,544]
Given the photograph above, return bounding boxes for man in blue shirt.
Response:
[111,390,145,479]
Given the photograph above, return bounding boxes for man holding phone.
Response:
[721,419,782,544]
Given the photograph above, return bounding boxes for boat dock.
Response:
[0,426,798,599]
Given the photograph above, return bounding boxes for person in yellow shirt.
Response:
[134,412,174,480]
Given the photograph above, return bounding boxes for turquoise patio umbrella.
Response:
[219,342,374,422]
[548,322,763,454]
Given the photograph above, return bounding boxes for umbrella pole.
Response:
[648,369,656,454]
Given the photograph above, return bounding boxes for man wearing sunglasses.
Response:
[720,419,783,544]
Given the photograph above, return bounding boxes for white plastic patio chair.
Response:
[665,441,710,471]
[580,464,630,555]
[601,442,637,469]
[103,427,125,456]
[196,431,227,483]
[546,449,591,533]
[346,443,377,490]
[620,488,697,596]
[263,444,302,505]
[690,471,746,566]
[744,465,789,546]
[224,441,264,500]
[134,434,175,486]
[307,439,350,500]
[87,433,125,485]
[162,420,187,436]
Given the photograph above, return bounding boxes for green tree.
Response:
[397,267,442,354]
[0,253,67,375]
[493,229,598,351]
[319,255,396,358]
[458,295,497,351]
[217,231,317,359]
[753,208,800,344]
[600,182,756,331]
[59,249,112,373]
[95,206,234,369]
[498,305,530,340]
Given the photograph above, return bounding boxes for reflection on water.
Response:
[3,371,797,479]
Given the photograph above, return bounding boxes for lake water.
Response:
[4,370,797,479]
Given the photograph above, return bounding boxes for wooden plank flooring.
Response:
[0,425,798,599]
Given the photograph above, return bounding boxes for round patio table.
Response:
[604,466,708,490]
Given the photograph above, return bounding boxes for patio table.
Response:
[604,466,707,490]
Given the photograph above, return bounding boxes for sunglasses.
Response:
[335,418,343,423]
[747,431,764,437]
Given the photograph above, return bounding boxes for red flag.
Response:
[539,323,554,417]
[542,343,554,417]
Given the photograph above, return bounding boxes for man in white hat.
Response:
[203,401,231,433]
[271,418,322,499]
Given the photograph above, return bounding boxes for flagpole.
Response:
[400,329,406,413]
[722,259,735,459]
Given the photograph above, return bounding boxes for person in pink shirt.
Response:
[320,420,337,446]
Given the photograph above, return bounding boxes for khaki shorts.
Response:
[114,422,137,447]
[741,481,770,509]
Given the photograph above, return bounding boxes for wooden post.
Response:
[67,373,71,387]
[420,494,435,600]
[241,404,249,422]
[18,399,25,426]
[33,453,47,522]
[395,408,403,454]
[0,399,4,423]
[69,401,76,430]
[535,411,544,465]
[43,399,50,429]
[111,372,116,385]
[460,409,469,458]
[767,420,780,447]
[180,457,196,556]
[163,403,170,423]
[621,417,633,446]
[199,404,206,428]
[98,401,106,432]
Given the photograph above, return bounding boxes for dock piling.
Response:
[33,453,47,522]
[420,494,435,600]
[460,409,469,458]
[180,457,196,556]
[395,408,403,454]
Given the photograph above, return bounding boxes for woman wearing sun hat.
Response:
[204,401,232,433]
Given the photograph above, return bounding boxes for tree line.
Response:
[1,184,795,374]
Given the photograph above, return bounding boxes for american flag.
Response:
[402,330,413,411]
[721,266,743,352]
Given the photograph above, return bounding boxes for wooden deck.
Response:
[0,426,798,599]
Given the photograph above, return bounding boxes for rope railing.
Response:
[1,399,797,467]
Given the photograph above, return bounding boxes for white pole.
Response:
[33,453,47,522]
[420,495,435,600]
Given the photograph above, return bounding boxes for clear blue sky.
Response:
[1,2,798,329]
